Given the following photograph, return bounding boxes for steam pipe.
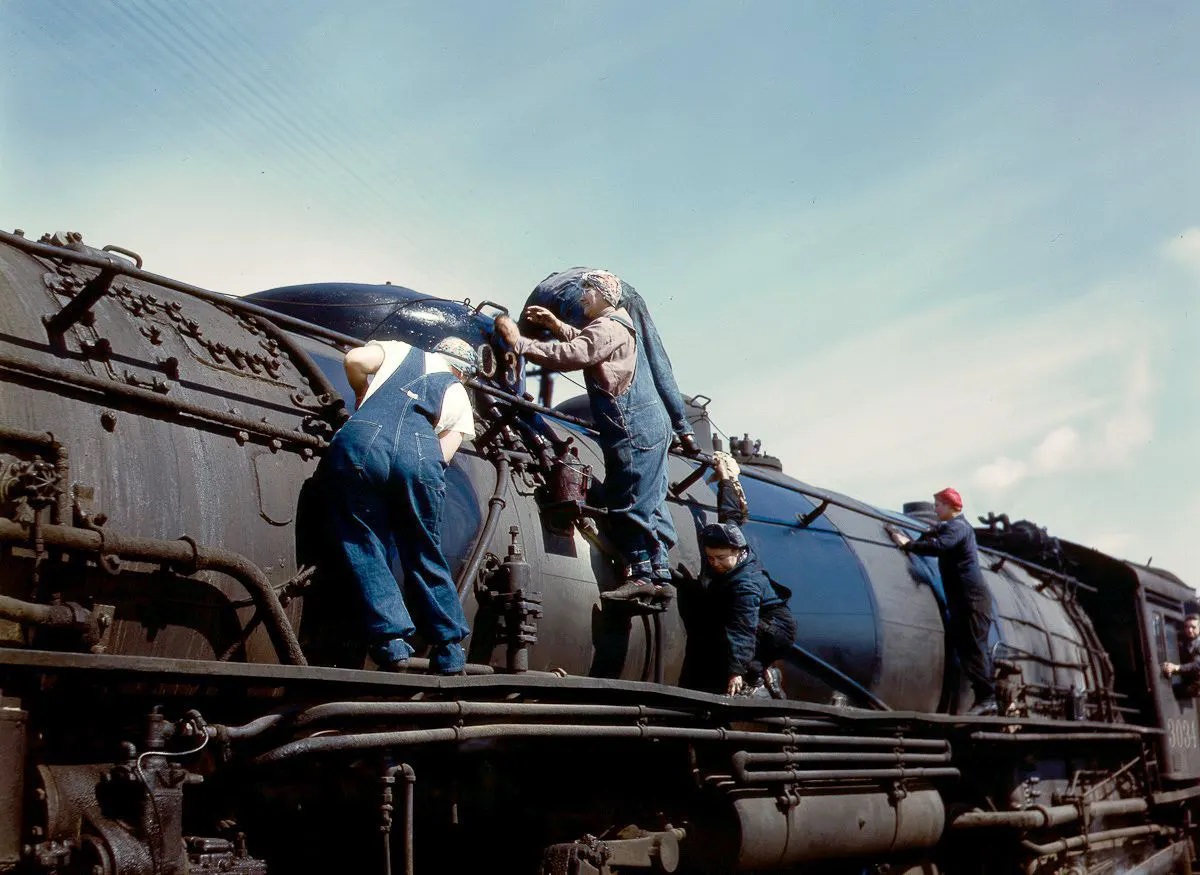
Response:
[969,731,1145,743]
[214,701,699,741]
[1019,824,1169,857]
[951,797,1148,830]
[734,766,960,784]
[255,724,946,765]
[0,594,80,628]
[455,457,510,597]
[738,751,952,767]
[0,518,305,665]
[732,749,956,783]
[381,764,415,875]
[289,700,689,728]
[0,351,326,451]
[465,380,596,433]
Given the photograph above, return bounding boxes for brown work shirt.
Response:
[514,308,636,398]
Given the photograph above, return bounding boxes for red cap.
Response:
[934,487,963,510]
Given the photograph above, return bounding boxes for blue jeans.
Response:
[327,421,469,673]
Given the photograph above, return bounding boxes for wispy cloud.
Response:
[708,283,1151,499]
[970,349,1154,493]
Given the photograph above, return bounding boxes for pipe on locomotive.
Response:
[380,763,415,875]
[252,721,963,768]
[454,457,510,597]
[0,351,327,452]
[1019,824,1171,858]
[0,518,305,665]
[0,594,98,641]
[951,796,1148,830]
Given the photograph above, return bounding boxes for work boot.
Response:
[763,667,785,700]
[966,696,998,717]
[601,579,656,603]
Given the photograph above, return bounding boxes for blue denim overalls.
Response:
[324,344,471,672]
[587,313,676,582]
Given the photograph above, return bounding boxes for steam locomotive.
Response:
[1,227,1197,875]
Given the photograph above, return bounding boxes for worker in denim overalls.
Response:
[495,271,678,604]
[324,336,478,673]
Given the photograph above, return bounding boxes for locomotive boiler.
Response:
[0,227,1197,875]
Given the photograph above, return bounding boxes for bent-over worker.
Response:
[685,452,796,697]
[322,335,478,674]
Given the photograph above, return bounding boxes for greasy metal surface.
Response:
[0,700,26,869]
[0,236,321,664]
[733,790,945,868]
[244,283,497,358]
[0,649,1163,737]
[0,229,361,350]
[0,518,304,664]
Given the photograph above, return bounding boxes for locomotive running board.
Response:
[0,648,1162,738]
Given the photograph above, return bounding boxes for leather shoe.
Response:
[601,579,655,602]
[763,667,785,699]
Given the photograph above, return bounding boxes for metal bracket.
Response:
[796,499,830,528]
[669,457,711,497]
[44,268,116,339]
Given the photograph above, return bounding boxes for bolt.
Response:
[100,411,117,432]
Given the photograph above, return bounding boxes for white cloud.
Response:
[968,348,1156,495]
[711,283,1149,498]
[1162,227,1200,278]
[974,457,1028,491]
[1031,426,1080,471]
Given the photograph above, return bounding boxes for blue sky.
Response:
[3,1,1197,582]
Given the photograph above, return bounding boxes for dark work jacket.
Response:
[703,479,789,677]
[903,514,987,604]
[1179,637,1200,680]
[708,550,788,676]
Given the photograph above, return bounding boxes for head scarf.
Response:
[433,336,479,379]
[523,268,694,439]
[580,270,623,308]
